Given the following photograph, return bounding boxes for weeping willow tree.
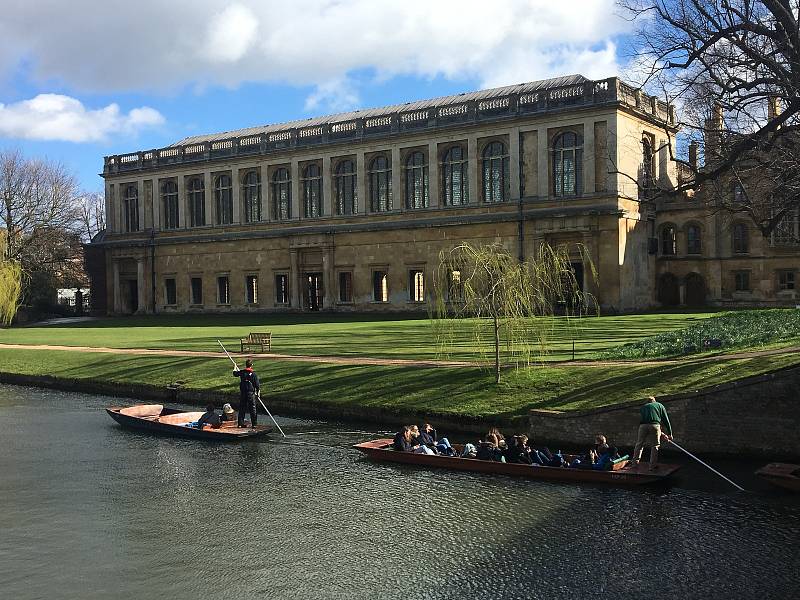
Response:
[0,260,23,325]
[431,242,597,384]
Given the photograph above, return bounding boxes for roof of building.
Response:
[171,74,590,147]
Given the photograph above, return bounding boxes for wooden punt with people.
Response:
[755,463,800,492]
[354,438,681,486]
[106,404,272,440]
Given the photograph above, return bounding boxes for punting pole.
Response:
[217,339,286,437]
[668,439,744,491]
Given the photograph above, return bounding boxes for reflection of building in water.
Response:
[88,74,799,314]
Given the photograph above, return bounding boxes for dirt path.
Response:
[0,343,797,369]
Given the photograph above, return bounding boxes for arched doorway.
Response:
[657,273,680,306]
[685,272,706,306]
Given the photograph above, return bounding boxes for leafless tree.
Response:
[621,0,800,239]
[77,191,106,242]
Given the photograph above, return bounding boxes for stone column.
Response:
[391,146,402,211]
[136,259,146,313]
[150,179,160,231]
[105,183,114,233]
[356,152,366,214]
[290,249,300,308]
[428,141,439,208]
[232,167,241,223]
[606,117,619,195]
[323,246,336,309]
[113,261,121,313]
[322,156,332,217]
[290,159,300,220]
[204,172,214,226]
[177,175,187,228]
[509,129,521,200]
[537,127,549,200]
[583,120,595,195]
[467,136,478,205]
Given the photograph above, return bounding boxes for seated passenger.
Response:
[419,423,454,456]
[393,426,413,452]
[592,445,620,470]
[503,435,531,464]
[486,427,506,450]
[221,403,236,422]
[525,437,554,466]
[197,403,222,430]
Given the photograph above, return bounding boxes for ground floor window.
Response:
[164,278,177,305]
[275,274,289,304]
[245,275,258,304]
[217,276,230,304]
[190,277,203,305]
[373,271,388,302]
[734,271,750,292]
[339,272,353,303]
[409,270,425,302]
[778,270,796,291]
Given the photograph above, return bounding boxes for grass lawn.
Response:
[3,348,798,421]
[0,311,718,362]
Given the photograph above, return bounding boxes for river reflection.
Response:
[0,385,797,600]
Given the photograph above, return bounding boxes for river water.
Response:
[0,385,797,600]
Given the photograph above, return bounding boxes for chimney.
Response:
[688,141,698,171]
[768,96,781,120]
[704,103,724,161]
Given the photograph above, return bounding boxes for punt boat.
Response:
[354,438,680,486]
[755,463,800,492]
[106,404,271,440]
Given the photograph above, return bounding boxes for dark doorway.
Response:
[570,262,585,294]
[127,279,139,313]
[658,273,680,306]
[305,273,323,311]
[685,272,706,306]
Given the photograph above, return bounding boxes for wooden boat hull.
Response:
[755,463,800,492]
[354,439,680,486]
[106,405,271,441]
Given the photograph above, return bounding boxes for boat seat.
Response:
[119,404,164,418]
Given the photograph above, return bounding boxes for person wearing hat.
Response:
[232,359,260,428]
[221,403,236,422]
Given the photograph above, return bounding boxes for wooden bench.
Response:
[240,332,272,352]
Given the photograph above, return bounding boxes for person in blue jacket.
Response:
[232,359,260,428]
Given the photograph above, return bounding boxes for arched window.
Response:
[161,180,178,230]
[732,222,749,254]
[334,160,357,215]
[242,171,261,223]
[215,174,233,225]
[123,184,139,232]
[640,136,655,200]
[553,132,583,197]
[272,168,291,220]
[442,145,469,206]
[661,224,676,255]
[405,151,428,209]
[687,224,702,254]
[369,155,392,212]
[187,177,205,227]
[482,141,508,203]
[302,164,323,218]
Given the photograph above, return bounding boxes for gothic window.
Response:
[242,170,261,223]
[661,225,676,255]
[442,145,469,206]
[405,151,428,209]
[161,180,178,230]
[215,174,233,225]
[640,136,655,200]
[334,160,357,215]
[687,224,702,254]
[187,177,205,227]
[553,132,583,197]
[123,184,139,232]
[302,164,323,218]
[272,168,291,220]
[368,155,392,212]
[482,141,508,203]
[732,222,749,254]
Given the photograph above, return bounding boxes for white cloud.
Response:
[0,1,630,111]
[0,94,165,142]
[304,78,361,112]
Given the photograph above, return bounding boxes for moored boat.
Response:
[354,438,680,486]
[106,404,271,440]
[755,463,800,492]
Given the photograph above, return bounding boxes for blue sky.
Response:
[0,1,636,192]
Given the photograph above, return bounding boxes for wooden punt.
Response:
[755,463,800,492]
[106,404,271,441]
[354,438,680,486]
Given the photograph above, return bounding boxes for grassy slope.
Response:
[3,348,798,420]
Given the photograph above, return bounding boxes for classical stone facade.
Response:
[94,73,795,315]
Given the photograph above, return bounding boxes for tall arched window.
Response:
[369,155,392,212]
[640,136,655,200]
[442,145,468,206]
[302,164,323,218]
[187,177,205,227]
[161,180,178,230]
[215,174,233,225]
[242,170,261,223]
[272,168,291,220]
[732,222,749,254]
[687,224,702,254]
[123,184,139,232]
[405,151,428,209]
[661,224,676,255]
[482,141,508,203]
[334,160,357,215]
[553,132,583,197]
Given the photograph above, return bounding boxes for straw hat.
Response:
[222,403,235,415]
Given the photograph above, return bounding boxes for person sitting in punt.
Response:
[592,445,621,470]
[196,403,222,430]
[418,423,455,456]
[506,434,533,464]
[393,426,434,454]
[525,437,557,466]
[220,403,236,422]
[486,427,506,449]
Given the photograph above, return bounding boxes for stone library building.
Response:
[90,74,800,315]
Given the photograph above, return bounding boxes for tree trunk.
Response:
[493,314,500,384]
